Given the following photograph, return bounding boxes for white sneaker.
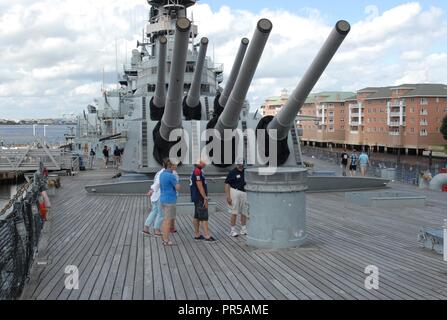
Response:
[230,229,239,237]
[240,226,248,236]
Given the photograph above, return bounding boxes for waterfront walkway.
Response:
[22,168,447,300]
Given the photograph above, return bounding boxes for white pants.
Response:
[230,188,248,216]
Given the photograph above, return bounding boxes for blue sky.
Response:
[203,0,447,23]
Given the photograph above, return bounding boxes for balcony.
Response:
[389,112,402,117]
[389,131,400,136]
[388,121,406,127]
[350,121,360,126]
[420,110,428,115]
[388,101,406,107]
[420,121,428,126]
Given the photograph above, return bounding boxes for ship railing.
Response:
[0,166,46,300]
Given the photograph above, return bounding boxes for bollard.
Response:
[245,167,308,249]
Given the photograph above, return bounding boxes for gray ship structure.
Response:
[73,0,388,194]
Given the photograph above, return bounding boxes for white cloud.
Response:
[1,1,447,118]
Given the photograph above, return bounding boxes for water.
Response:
[0,184,17,210]
[0,125,74,146]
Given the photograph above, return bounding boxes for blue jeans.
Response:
[144,200,163,230]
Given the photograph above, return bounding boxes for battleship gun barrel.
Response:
[214,19,272,135]
[267,20,351,140]
[184,37,209,119]
[159,17,191,141]
[153,36,168,109]
[217,38,249,109]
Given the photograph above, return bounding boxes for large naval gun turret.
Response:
[85,0,389,194]
[115,0,351,177]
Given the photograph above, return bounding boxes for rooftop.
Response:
[360,84,447,100]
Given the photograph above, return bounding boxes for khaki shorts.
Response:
[162,204,177,219]
[230,188,248,216]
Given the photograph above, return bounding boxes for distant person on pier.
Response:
[349,150,358,176]
[359,150,370,177]
[340,148,349,176]
[190,160,216,242]
[225,158,248,237]
[159,159,181,246]
[102,146,109,168]
[89,148,96,170]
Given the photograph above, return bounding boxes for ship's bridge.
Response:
[145,14,198,38]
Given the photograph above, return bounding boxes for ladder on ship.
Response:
[290,125,304,166]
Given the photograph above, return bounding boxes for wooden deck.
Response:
[22,169,447,300]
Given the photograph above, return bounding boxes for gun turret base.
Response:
[182,96,202,120]
[150,97,165,121]
[256,116,290,166]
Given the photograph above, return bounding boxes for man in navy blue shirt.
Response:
[225,158,248,237]
[190,160,216,242]
[160,159,181,246]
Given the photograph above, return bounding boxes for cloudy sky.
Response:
[1,0,447,119]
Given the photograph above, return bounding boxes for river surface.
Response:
[0,125,74,145]
[0,184,17,210]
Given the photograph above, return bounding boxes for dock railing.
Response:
[0,145,76,173]
[301,146,446,186]
[0,165,46,300]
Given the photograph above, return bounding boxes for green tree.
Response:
[442,114,447,141]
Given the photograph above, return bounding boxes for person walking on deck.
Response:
[159,159,181,246]
[114,146,121,168]
[349,150,358,177]
[190,160,216,242]
[102,146,109,168]
[142,160,167,237]
[340,148,349,177]
[89,148,96,170]
[225,158,248,237]
[359,150,370,177]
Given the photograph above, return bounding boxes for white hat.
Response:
[235,158,244,165]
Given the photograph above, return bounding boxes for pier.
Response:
[21,168,447,300]
[0,145,78,173]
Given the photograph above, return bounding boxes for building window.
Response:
[436,97,440,103]
[420,129,428,136]
[420,98,428,105]
[186,62,195,73]
[201,84,210,93]
[410,128,415,133]
[147,84,156,92]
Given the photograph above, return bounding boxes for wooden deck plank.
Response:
[22,168,447,300]
[33,194,114,299]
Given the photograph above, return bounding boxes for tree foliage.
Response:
[441,114,447,141]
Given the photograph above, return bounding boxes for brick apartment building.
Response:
[261,84,447,155]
